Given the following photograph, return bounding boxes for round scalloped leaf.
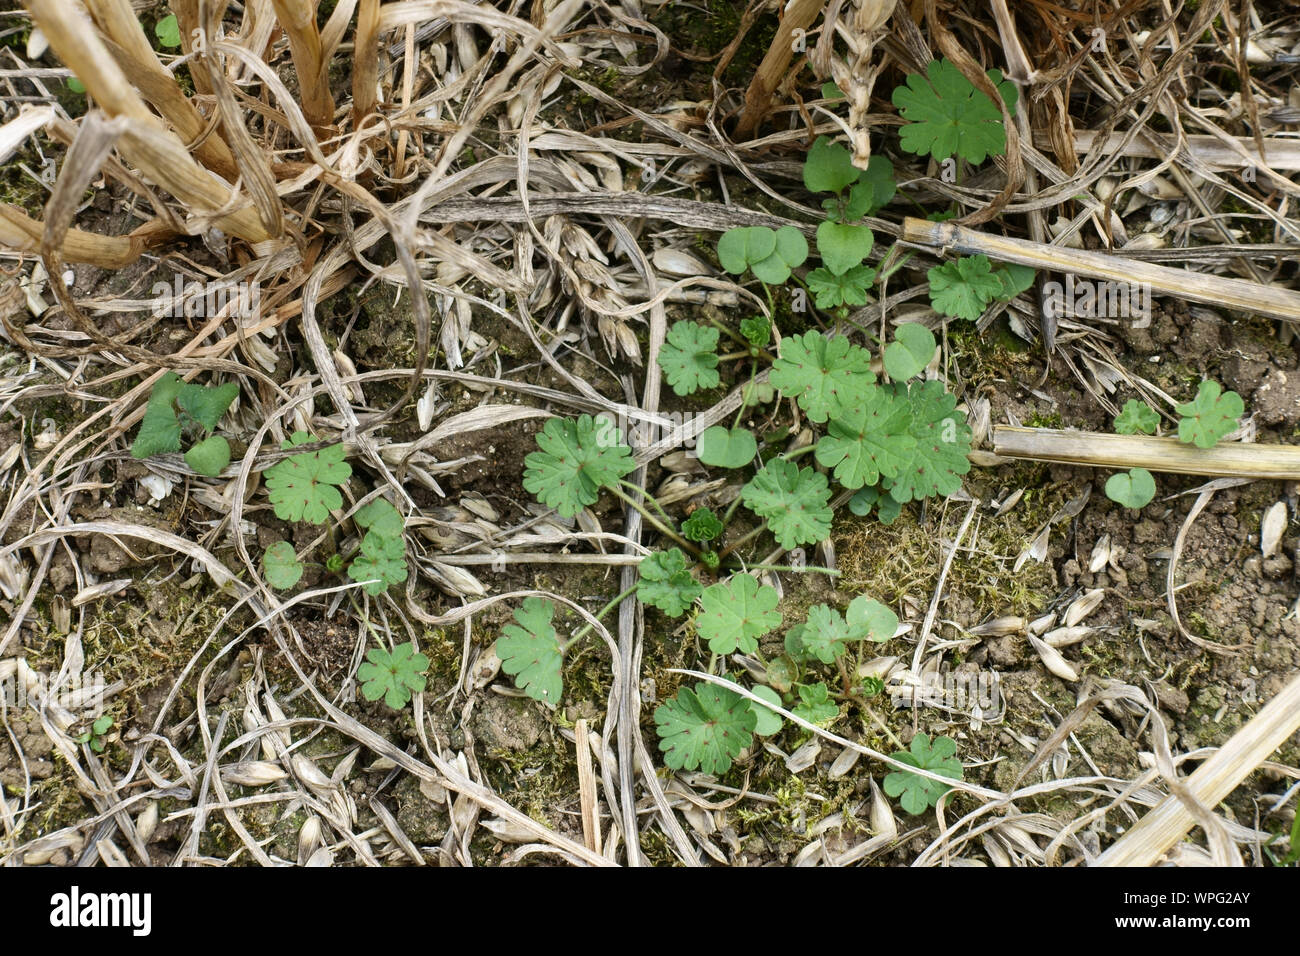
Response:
[1114,399,1160,436]
[697,574,782,655]
[883,732,963,815]
[357,642,429,710]
[497,597,564,703]
[522,415,636,518]
[264,433,352,524]
[1176,381,1243,448]
[928,255,1003,321]
[741,460,833,550]
[792,683,839,726]
[892,59,1016,164]
[880,380,972,503]
[654,683,756,775]
[348,531,408,595]
[637,548,702,617]
[770,331,875,423]
[355,498,405,539]
[659,321,720,396]
[815,387,915,490]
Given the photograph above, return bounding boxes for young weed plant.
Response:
[482,92,1035,808]
[1103,381,1245,510]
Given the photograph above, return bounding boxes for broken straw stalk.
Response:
[991,426,1300,480]
[901,216,1300,324]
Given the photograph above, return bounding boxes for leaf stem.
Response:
[715,523,768,562]
[727,563,839,576]
[780,443,817,462]
[609,484,699,556]
[562,583,640,651]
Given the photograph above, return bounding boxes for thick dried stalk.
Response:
[87,0,238,179]
[1096,669,1300,866]
[0,203,173,267]
[902,217,1300,325]
[992,425,1300,479]
[268,0,336,131]
[825,0,897,167]
[734,0,825,138]
[352,0,380,127]
[1060,130,1300,172]
[21,0,273,244]
[168,0,209,96]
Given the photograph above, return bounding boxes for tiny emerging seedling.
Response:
[131,372,239,477]
[77,715,113,753]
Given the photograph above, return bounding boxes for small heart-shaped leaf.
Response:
[1105,468,1156,509]
[883,322,936,381]
[697,426,757,469]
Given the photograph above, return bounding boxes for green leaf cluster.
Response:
[884,733,964,815]
[349,498,408,595]
[637,548,702,617]
[803,136,896,221]
[131,372,240,477]
[1176,380,1243,448]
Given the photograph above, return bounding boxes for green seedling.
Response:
[1104,381,1244,508]
[357,642,429,710]
[1105,468,1156,509]
[884,733,964,815]
[1177,380,1243,448]
[717,225,808,284]
[260,437,407,596]
[77,715,113,753]
[131,372,239,477]
[1115,399,1160,435]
